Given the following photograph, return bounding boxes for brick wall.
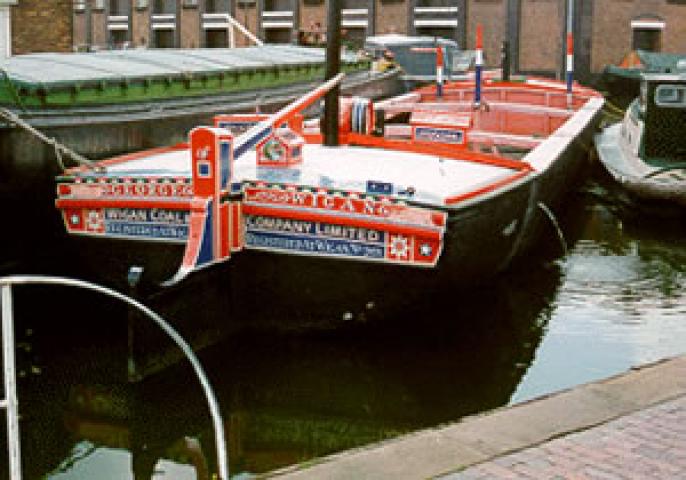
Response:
[518,0,563,74]
[179,4,200,47]
[466,0,507,68]
[591,0,686,73]
[11,0,73,54]
[376,0,407,35]
[73,8,87,49]
[300,0,325,39]
[91,10,107,48]
[132,5,151,48]
[234,4,259,47]
[663,2,686,54]
[58,0,686,78]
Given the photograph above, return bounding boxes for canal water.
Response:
[2,171,685,479]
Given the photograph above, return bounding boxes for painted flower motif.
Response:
[85,209,104,233]
[419,243,433,257]
[389,234,410,259]
[263,138,285,161]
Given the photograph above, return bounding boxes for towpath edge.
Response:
[262,355,686,479]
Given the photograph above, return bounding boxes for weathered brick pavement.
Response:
[269,357,686,480]
[441,396,686,480]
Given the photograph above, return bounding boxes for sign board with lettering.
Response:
[61,207,190,242]
[242,185,447,267]
[410,110,471,147]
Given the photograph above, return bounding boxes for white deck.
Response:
[101,144,520,206]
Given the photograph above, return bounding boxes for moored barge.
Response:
[54,66,603,319]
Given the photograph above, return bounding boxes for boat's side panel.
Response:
[596,124,686,207]
[513,97,604,257]
[438,177,535,286]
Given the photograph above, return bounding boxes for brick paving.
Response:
[440,396,686,480]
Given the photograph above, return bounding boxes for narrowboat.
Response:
[600,49,686,110]
[594,71,686,212]
[0,46,398,188]
[54,66,603,318]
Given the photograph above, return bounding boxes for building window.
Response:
[153,0,177,14]
[110,0,128,15]
[136,0,149,9]
[631,19,664,52]
[110,30,129,49]
[655,85,686,108]
[206,29,228,48]
[94,0,105,10]
[74,0,86,12]
[632,29,660,51]
[153,29,175,48]
[206,0,230,12]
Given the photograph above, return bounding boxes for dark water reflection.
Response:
[2,179,686,479]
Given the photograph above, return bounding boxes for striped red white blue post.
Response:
[475,24,483,107]
[436,46,444,97]
[409,46,445,97]
[234,72,345,159]
[566,32,574,96]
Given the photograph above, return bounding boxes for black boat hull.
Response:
[59,104,598,330]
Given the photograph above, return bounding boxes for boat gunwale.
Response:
[56,79,603,213]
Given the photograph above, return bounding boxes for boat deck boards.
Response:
[100,144,522,206]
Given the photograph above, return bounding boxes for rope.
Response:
[538,201,568,256]
[603,99,627,115]
[54,142,66,172]
[0,107,102,172]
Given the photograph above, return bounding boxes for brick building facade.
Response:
[9,0,73,55]
[71,0,686,83]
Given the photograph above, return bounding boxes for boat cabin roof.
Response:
[619,49,686,72]
[364,34,459,49]
[642,72,686,83]
[0,46,357,88]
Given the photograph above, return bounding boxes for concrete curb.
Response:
[263,355,686,479]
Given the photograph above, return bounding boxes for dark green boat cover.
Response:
[0,46,369,108]
[604,50,686,79]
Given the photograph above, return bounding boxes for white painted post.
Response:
[0,5,12,59]
[228,24,235,49]
[227,13,263,46]
[2,284,22,480]
[0,275,228,480]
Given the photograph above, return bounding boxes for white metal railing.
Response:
[202,12,264,46]
[1,283,21,480]
[0,275,229,480]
